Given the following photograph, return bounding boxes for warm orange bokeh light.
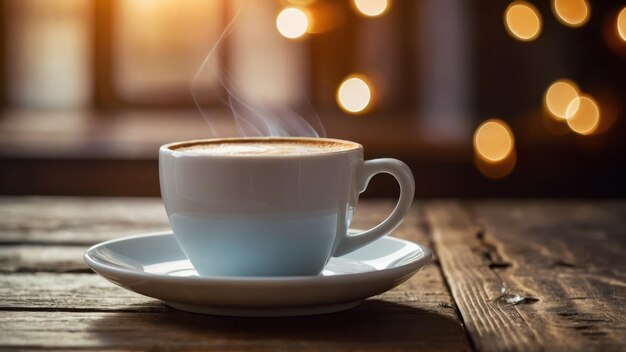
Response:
[336,75,372,114]
[544,79,580,120]
[352,0,390,18]
[276,8,309,39]
[618,7,626,42]
[566,95,600,135]
[504,1,542,41]
[473,119,515,162]
[552,0,590,27]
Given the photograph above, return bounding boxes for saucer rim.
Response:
[84,230,432,284]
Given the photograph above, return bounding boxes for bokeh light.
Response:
[336,75,372,114]
[618,7,626,42]
[566,95,600,135]
[504,1,542,41]
[276,8,309,39]
[552,0,590,27]
[544,79,580,120]
[473,119,515,162]
[352,0,389,18]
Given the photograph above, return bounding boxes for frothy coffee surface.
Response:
[172,139,355,156]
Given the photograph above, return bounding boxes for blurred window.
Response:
[112,0,223,105]
[4,0,93,109]
[2,0,315,110]
[1,0,482,142]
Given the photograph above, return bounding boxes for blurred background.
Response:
[0,0,625,198]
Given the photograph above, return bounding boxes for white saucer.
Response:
[84,230,432,317]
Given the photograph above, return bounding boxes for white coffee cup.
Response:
[159,137,415,277]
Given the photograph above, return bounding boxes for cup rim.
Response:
[161,137,363,158]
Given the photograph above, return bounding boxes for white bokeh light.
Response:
[336,76,372,114]
[353,0,389,18]
[276,8,309,39]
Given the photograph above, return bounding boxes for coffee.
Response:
[171,139,356,156]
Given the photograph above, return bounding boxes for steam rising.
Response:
[191,5,325,138]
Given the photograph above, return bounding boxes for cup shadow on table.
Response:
[89,299,466,348]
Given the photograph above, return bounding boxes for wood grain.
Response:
[0,272,460,320]
[0,245,89,272]
[0,198,470,351]
[426,200,626,352]
[0,274,159,311]
[0,307,466,351]
[0,197,169,244]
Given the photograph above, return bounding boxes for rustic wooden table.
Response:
[0,197,624,351]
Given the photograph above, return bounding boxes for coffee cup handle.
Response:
[334,158,415,257]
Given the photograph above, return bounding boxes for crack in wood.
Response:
[473,218,540,306]
[552,260,577,268]
[473,220,544,311]
[555,311,611,327]
[475,229,513,271]
[426,202,554,351]
[438,302,454,309]
[487,262,512,270]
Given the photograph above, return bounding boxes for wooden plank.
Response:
[0,273,160,311]
[0,198,471,351]
[471,201,626,348]
[426,200,626,351]
[0,307,467,351]
[0,245,89,272]
[0,197,169,244]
